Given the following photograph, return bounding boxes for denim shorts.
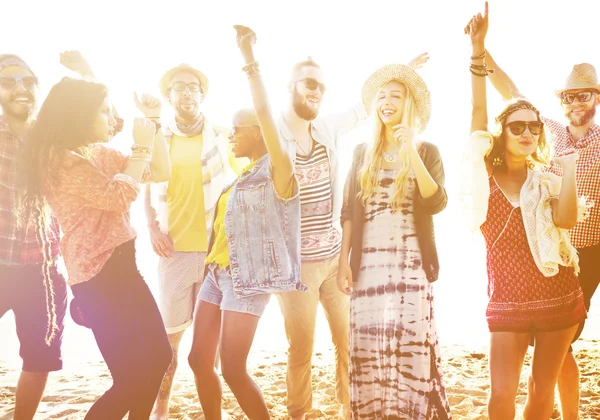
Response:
[198,264,271,317]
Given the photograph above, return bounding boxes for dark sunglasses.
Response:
[169,81,202,93]
[0,76,38,90]
[228,125,259,140]
[561,91,596,105]
[296,78,326,93]
[505,121,544,136]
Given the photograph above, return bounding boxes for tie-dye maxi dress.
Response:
[350,169,452,420]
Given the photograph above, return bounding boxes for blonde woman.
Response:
[337,65,451,419]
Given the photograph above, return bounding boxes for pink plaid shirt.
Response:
[0,117,60,264]
[543,117,600,249]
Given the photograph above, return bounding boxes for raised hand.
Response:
[407,52,430,70]
[393,124,417,149]
[132,117,155,146]
[234,25,257,50]
[134,93,162,119]
[59,50,94,77]
[464,2,489,45]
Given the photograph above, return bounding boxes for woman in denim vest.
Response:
[187,26,303,420]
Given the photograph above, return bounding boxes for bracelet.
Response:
[470,68,488,77]
[470,63,495,76]
[130,156,151,163]
[132,144,153,153]
[242,61,260,77]
[470,50,486,60]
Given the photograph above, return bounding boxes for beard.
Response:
[292,87,318,121]
[566,106,596,127]
[0,94,36,122]
[175,102,201,122]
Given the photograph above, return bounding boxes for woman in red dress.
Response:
[462,4,586,419]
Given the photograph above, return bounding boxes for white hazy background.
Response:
[1,0,599,367]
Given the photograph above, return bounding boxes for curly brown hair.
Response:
[17,77,109,344]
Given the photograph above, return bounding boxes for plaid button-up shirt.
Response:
[543,117,600,249]
[0,117,59,264]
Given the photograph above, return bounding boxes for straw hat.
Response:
[362,64,431,131]
[555,63,600,96]
[159,63,209,98]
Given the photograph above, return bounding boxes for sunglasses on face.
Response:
[296,78,326,93]
[169,81,202,93]
[0,75,38,90]
[504,121,544,136]
[561,91,595,105]
[228,125,259,140]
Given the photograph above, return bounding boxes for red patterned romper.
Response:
[480,175,586,332]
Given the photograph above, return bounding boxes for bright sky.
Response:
[2,0,599,350]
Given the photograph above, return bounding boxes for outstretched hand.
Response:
[59,50,93,77]
[464,2,489,45]
[234,25,257,50]
[407,52,430,70]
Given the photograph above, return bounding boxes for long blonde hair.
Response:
[359,83,419,209]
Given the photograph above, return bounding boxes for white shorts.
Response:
[157,251,207,334]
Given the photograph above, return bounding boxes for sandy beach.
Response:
[2,223,600,419]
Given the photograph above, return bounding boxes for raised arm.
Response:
[465,2,490,133]
[486,51,526,101]
[235,25,293,196]
[134,93,171,183]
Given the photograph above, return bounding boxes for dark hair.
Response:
[290,56,321,78]
[487,99,550,169]
[17,77,108,344]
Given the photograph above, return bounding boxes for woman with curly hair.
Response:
[20,77,172,420]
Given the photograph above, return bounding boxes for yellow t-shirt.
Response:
[205,161,293,268]
[166,134,208,252]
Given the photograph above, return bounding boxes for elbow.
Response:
[554,215,577,230]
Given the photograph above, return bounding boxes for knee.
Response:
[528,374,556,402]
[488,389,516,415]
[188,351,214,377]
[220,359,248,389]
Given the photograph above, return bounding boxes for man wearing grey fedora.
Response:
[140,64,243,420]
[484,51,600,420]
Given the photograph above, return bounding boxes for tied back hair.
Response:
[17,77,109,345]
[359,84,419,209]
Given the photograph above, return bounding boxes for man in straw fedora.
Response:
[275,52,429,420]
[484,39,600,420]
[140,64,242,420]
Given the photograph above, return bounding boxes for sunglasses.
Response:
[0,75,38,90]
[561,91,596,105]
[295,78,326,93]
[504,121,544,136]
[169,81,202,93]
[228,125,259,140]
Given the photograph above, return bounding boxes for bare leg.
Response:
[557,351,580,420]
[220,310,269,420]
[488,332,530,420]
[151,330,186,420]
[188,300,223,420]
[524,324,578,420]
[14,371,49,420]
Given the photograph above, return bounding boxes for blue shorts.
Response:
[198,264,270,318]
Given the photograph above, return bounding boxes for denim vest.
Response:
[205,154,306,297]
